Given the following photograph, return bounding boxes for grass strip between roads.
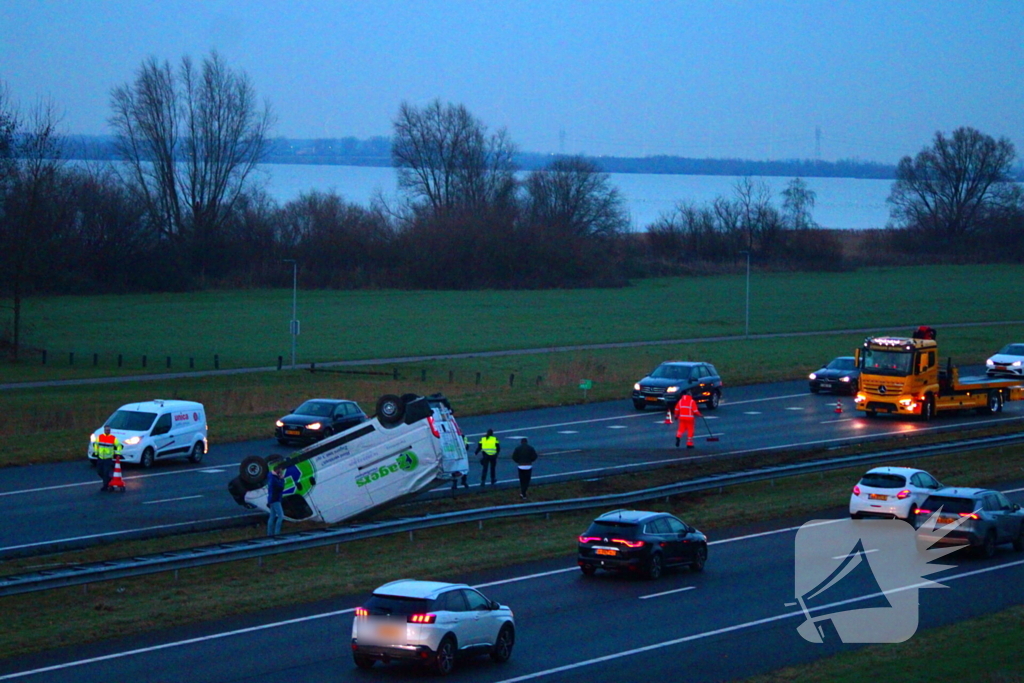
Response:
[1,438,1022,676]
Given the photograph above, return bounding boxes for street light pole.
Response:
[741,251,750,338]
[283,259,298,368]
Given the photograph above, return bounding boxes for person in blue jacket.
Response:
[266,464,285,536]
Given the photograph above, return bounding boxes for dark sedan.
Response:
[632,361,723,411]
[578,509,708,579]
[275,399,366,445]
[808,356,860,394]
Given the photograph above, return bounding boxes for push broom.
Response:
[700,414,720,442]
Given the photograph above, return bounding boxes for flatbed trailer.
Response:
[854,334,1024,420]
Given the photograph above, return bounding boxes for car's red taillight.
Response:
[959,512,980,520]
[408,613,436,624]
[426,416,440,438]
[853,485,861,496]
[355,607,368,617]
[896,489,911,500]
[578,535,601,543]
[614,538,645,548]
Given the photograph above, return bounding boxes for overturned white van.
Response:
[228,394,468,524]
[89,399,208,468]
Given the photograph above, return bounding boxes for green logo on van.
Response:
[356,451,419,487]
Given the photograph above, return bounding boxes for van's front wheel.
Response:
[140,447,155,468]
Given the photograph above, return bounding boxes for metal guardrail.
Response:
[2,431,1022,597]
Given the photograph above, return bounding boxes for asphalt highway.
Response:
[2,486,1023,682]
[2,379,1022,557]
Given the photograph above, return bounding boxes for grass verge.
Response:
[1,439,1021,664]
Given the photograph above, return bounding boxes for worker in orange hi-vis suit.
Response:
[673,391,702,449]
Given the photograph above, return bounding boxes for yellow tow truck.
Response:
[854,331,1024,420]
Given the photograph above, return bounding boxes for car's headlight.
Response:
[1013,361,1022,367]
[840,376,851,382]
[275,420,284,428]
[809,372,817,380]
[634,383,641,391]
[89,433,97,443]
[307,422,322,430]
[666,385,679,393]
[123,436,142,446]
[986,359,995,367]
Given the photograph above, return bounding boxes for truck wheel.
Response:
[239,456,268,488]
[375,394,405,427]
[921,397,935,422]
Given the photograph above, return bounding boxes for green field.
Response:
[4,265,1024,381]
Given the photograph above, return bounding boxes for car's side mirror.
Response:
[490,600,500,610]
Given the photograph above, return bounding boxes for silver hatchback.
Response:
[351,579,515,675]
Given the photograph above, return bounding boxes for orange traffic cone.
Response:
[834,399,843,414]
[664,411,673,424]
[108,457,126,492]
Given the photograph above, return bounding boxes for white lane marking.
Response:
[490,559,1024,683]
[1002,486,1024,494]
[703,415,719,420]
[640,586,696,600]
[607,425,628,429]
[142,495,203,505]
[820,418,854,424]
[0,514,257,554]
[785,407,804,411]
[198,469,226,474]
[832,548,879,560]
[744,411,762,415]
[8,553,1022,682]
[557,430,579,434]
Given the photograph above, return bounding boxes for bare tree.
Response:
[781,177,818,230]
[0,92,67,361]
[109,51,274,279]
[522,156,629,237]
[391,100,517,218]
[888,127,1016,249]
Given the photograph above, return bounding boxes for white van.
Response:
[88,399,208,468]
[229,393,468,524]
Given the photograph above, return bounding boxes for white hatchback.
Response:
[849,466,943,521]
[351,579,515,675]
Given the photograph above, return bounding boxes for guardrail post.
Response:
[166,356,171,369]
[536,375,542,386]
[449,370,454,383]
[69,352,74,365]
[277,356,283,371]
[189,357,194,369]
[117,354,122,368]
[393,368,399,380]
[475,372,481,385]
[214,354,219,369]
[509,373,515,387]
[408,531,415,542]
[93,353,98,366]
[310,362,316,372]
[41,349,46,365]
[478,520,483,530]
[142,355,147,368]
[421,369,426,382]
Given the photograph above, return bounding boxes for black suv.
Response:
[913,487,1024,558]
[577,509,708,579]
[632,361,723,411]
[275,398,367,444]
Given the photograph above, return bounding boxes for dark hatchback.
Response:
[631,361,723,411]
[275,398,367,445]
[808,356,860,394]
[913,487,1024,558]
[578,509,708,579]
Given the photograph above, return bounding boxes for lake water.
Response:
[258,163,894,230]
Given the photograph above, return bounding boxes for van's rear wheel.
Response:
[376,394,405,427]
[188,441,204,463]
[239,456,268,488]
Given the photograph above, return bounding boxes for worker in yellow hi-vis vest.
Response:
[93,425,123,491]
[475,429,500,486]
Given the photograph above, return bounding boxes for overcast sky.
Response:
[2,0,1021,163]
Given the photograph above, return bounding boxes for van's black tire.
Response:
[239,456,269,488]
[140,447,155,469]
[376,394,405,427]
[188,441,204,463]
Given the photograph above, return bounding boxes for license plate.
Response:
[377,624,403,639]
[596,548,617,556]
[820,382,832,388]
[869,493,888,501]
[646,396,658,402]
[285,430,301,436]
[936,516,956,525]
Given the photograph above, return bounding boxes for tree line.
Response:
[3,51,1024,360]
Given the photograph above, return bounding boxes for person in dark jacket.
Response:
[266,464,285,536]
[511,437,538,500]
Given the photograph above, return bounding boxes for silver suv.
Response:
[913,487,1024,558]
[351,579,515,675]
